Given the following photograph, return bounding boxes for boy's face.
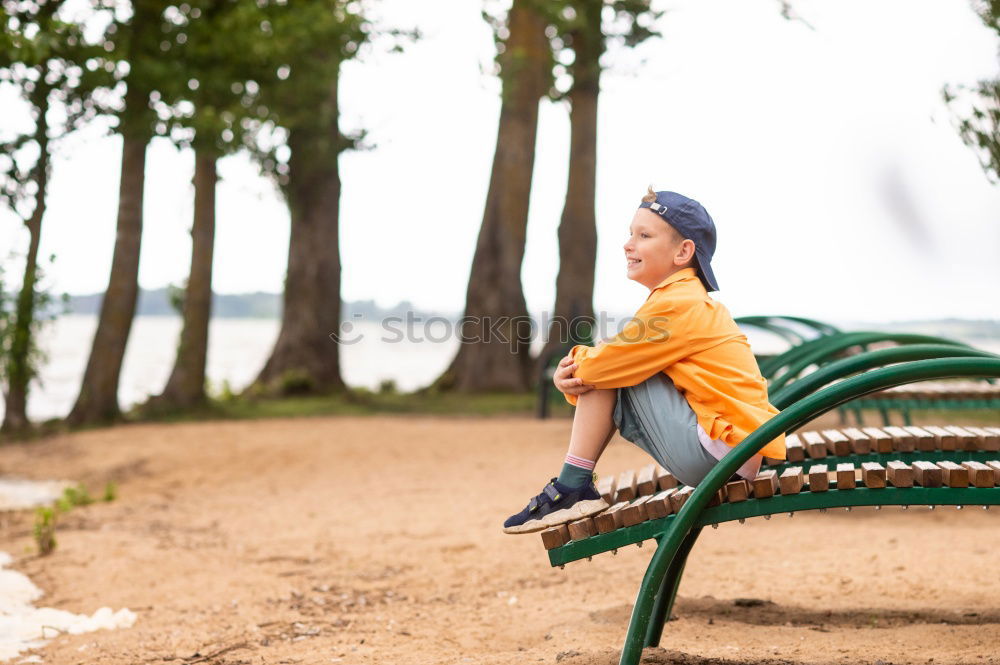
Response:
[624,208,697,289]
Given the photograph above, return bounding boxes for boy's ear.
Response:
[676,238,697,266]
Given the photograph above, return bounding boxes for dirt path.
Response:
[1,414,999,665]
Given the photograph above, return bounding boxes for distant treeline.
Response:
[58,291,1000,341]
[62,289,452,322]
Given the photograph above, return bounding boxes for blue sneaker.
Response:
[503,478,609,534]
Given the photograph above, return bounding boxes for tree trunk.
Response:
[153,149,217,408]
[2,79,51,434]
[66,128,147,425]
[433,0,550,393]
[539,15,603,368]
[254,71,345,395]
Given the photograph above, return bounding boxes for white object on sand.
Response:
[0,479,73,512]
[0,552,137,661]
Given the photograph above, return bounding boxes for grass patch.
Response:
[130,387,576,424]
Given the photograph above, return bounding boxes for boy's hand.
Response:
[553,353,594,396]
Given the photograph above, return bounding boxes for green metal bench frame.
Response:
[764,331,969,386]
[546,357,1000,665]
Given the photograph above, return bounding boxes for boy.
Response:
[503,188,786,534]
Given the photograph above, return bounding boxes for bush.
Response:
[33,507,57,556]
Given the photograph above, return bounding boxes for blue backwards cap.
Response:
[638,190,720,292]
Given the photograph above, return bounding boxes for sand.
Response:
[1,413,999,665]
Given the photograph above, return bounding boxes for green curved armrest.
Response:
[770,344,1000,409]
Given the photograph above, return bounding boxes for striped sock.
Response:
[557,454,596,488]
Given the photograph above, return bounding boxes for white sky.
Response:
[2,0,999,323]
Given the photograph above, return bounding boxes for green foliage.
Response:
[33,506,57,555]
[944,1,1000,184]
[213,378,237,403]
[0,2,109,428]
[0,0,114,215]
[277,368,316,395]
[166,281,185,314]
[245,1,418,188]
[58,483,94,511]
[482,0,662,100]
[31,482,112,555]
[0,257,62,398]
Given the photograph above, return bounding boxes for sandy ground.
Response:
[2,412,1000,665]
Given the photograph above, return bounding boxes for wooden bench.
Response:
[541,420,1000,554]
[529,352,1000,665]
[845,380,1000,426]
[540,444,1000,664]
[540,445,1000,555]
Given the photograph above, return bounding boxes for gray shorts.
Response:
[613,373,720,487]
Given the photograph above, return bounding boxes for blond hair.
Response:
[641,185,657,204]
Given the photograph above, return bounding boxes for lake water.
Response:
[7,315,462,422]
[2,315,997,422]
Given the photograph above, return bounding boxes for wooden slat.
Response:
[820,429,851,457]
[912,461,943,487]
[596,475,617,504]
[881,426,916,452]
[937,461,970,488]
[965,426,1000,452]
[960,461,995,488]
[785,434,806,462]
[567,517,596,541]
[807,464,829,492]
[861,427,894,453]
[779,467,804,495]
[669,486,693,512]
[615,470,637,503]
[836,463,856,490]
[707,486,728,508]
[841,428,872,455]
[985,461,1000,485]
[645,490,675,520]
[861,462,886,488]
[801,431,827,458]
[594,501,629,534]
[621,495,653,527]
[751,470,779,499]
[636,464,658,496]
[944,425,979,452]
[922,426,958,451]
[656,467,679,490]
[725,479,751,503]
[903,425,937,452]
[541,524,571,550]
[886,461,913,488]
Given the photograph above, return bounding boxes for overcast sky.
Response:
[2,0,999,324]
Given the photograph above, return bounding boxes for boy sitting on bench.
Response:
[503,188,787,534]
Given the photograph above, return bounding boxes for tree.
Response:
[0,0,108,433]
[67,0,172,425]
[539,0,660,366]
[251,0,414,395]
[432,0,552,392]
[148,1,274,409]
[944,0,1000,184]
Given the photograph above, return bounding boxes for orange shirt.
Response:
[565,267,786,460]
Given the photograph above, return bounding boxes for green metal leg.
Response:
[878,406,890,426]
[643,527,702,648]
[902,408,912,426]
